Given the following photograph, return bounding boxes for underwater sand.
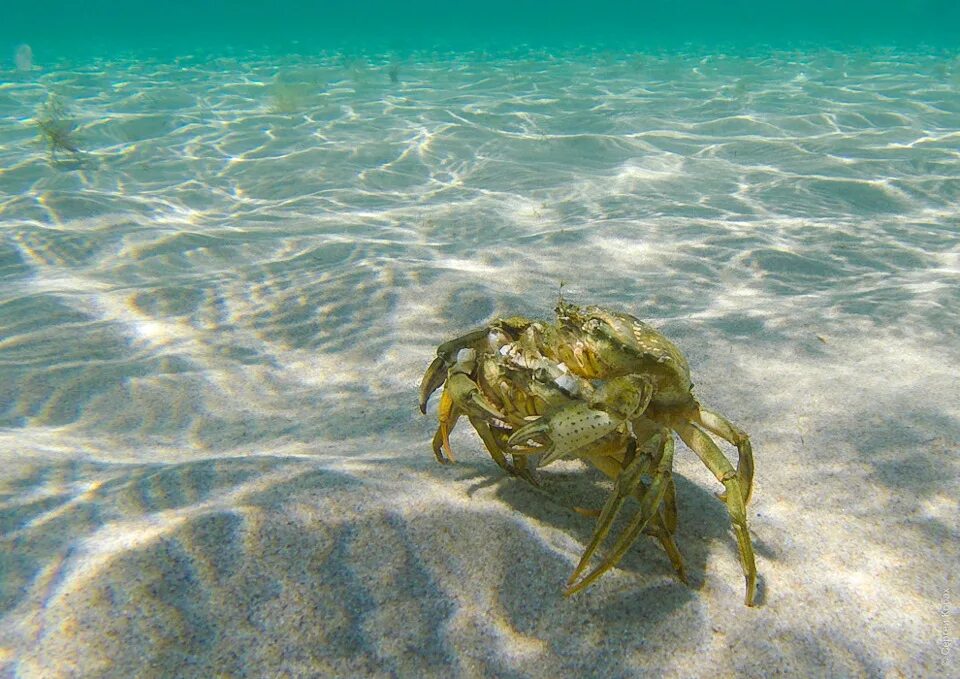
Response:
[0,48,958,677]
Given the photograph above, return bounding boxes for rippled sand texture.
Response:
[1,49,958,677]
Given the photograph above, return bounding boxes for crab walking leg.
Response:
[632,424,680,535]
[673,420,757,607]
[694,407,754,506]
[431,427,452,463]
[565,435,677,596]
[650,506,685,580]
[582,449,686,583]
[510,449,537,485]
[662,472,679,534]
[565,440,655,588]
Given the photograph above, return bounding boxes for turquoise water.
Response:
[4,2,960,58]
[1,4,959,678]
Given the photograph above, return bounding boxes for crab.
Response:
[419,338,687,585]
[419,301,757,606]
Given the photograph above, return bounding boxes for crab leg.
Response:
[693,407,754,506]
[572,441,655,580]
[616,426,681,537]
[565,433,677,596]
[576,447,686,581]
[649,506,685,579]
[662,472,679,534]
[673,420,757,607]
[633,432,680,538]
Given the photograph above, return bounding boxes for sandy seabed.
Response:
[0,48,958,677]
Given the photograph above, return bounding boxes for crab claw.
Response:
[506,419,553,451]
[433,388,459,463]
[507,418,551,445]
[419,356,448,414]
[507,402,619,466]
[419,327,507,413]
[508,418,567,466]
[420,318,540,413]
[431,349,509,463]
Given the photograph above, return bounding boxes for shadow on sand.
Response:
[1,450,771,678]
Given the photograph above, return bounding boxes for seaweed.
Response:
[269,81,306,114]
[36,95,83,166]
[268,70,327,114]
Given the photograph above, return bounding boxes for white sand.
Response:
[1,330,956,677]
[1,50,958,677]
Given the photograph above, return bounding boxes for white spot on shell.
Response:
[488,330,509,351]
[554,374,580,396]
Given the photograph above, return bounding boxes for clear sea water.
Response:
[3,2,960,56]
[1,4,958,677]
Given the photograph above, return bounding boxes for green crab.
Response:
[419,334,687,585]
[419,301,756,606]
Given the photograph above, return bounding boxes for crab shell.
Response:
[547,302,696,411]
